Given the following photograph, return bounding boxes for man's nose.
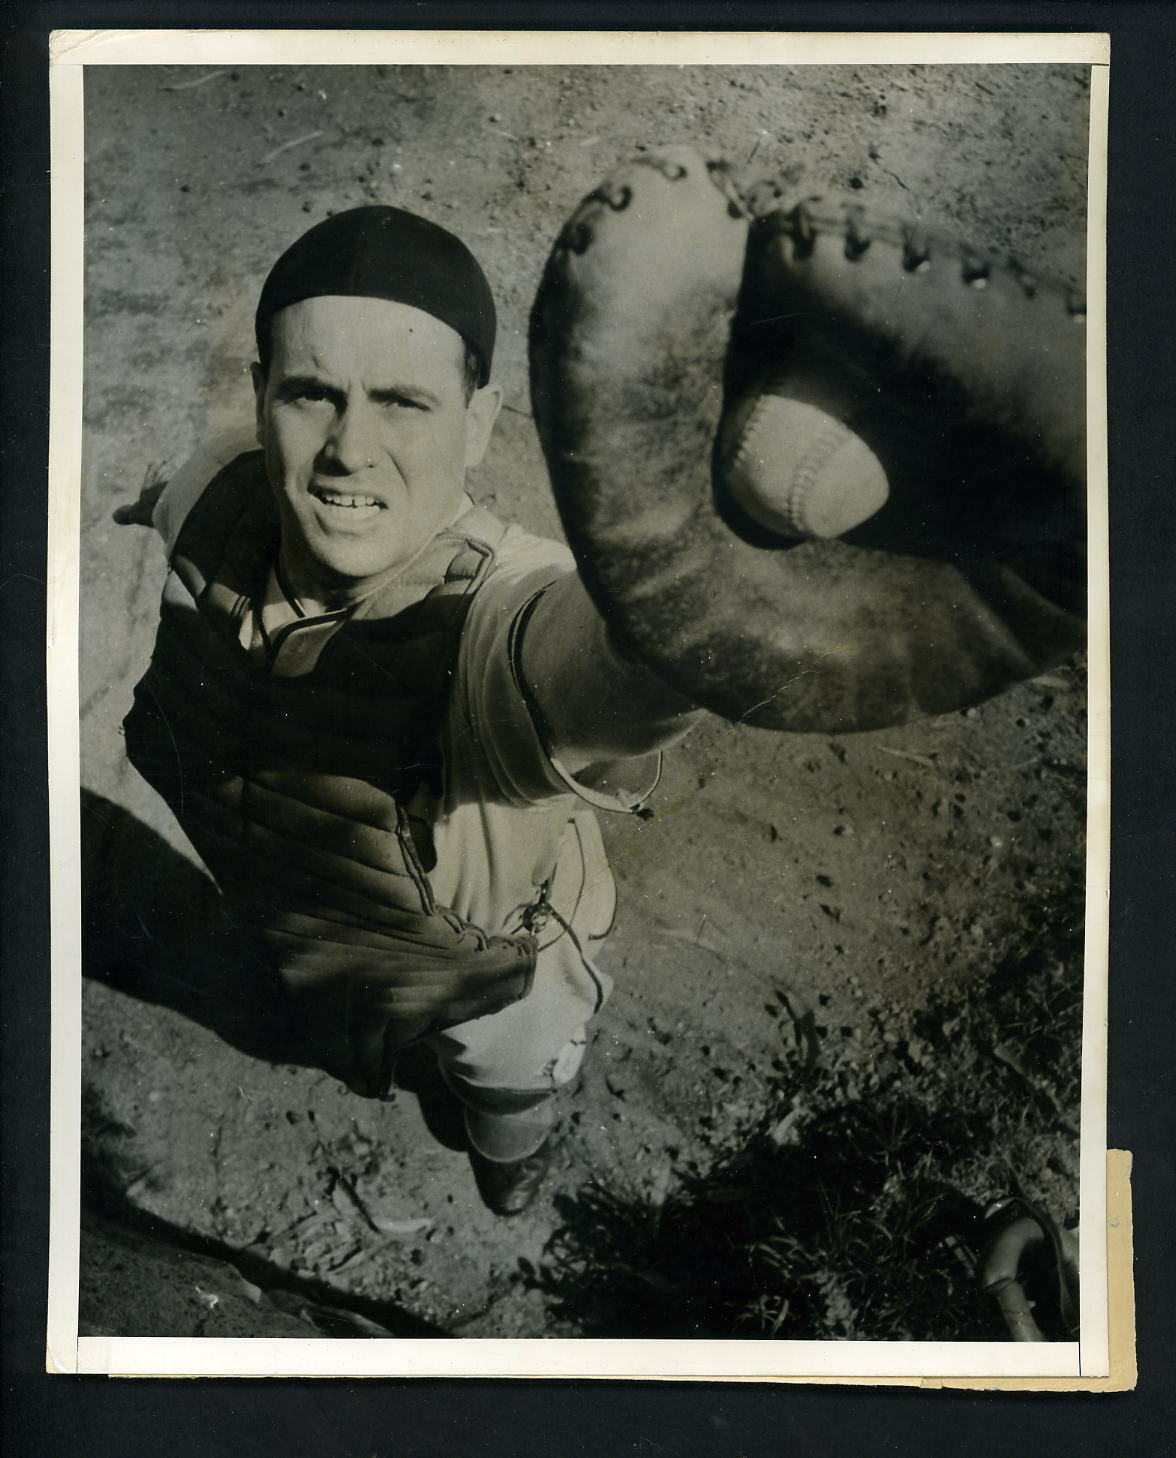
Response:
[322,401,381,475]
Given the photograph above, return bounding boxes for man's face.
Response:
[253,294,499,606]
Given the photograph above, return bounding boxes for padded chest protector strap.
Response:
[125,451,535,1096]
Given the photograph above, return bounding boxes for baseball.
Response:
[722,394,890,540]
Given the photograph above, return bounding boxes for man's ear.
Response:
[250,362,267,446]
[463,382,503,469]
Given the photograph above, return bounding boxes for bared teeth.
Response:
[313,489,381,509]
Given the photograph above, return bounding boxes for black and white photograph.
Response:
[47,30,1110,1378]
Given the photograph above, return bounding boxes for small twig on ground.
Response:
[876,746,938,770]
[327,1245,371,1276]
[648,1162,674,1236]
[262,131,324,166]
[879,166,911,192]
[777,991,822,1074]
[160,71,229,92]
[990,1044,1080,1139]
[326,1169,381,1234]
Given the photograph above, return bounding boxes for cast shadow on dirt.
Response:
[527,1105,1078,1344]
[527,1108,1006,1342]
[80,1084,448,1338]
[81,789,307,1067]
[81,786,473,1134]
[525,931,1084,1343]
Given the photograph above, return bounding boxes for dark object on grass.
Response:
[980,1194,1080,1342]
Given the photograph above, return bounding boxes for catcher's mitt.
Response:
[529,148,1086,732]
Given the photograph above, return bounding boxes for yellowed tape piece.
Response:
[928,1148,1136,1393]
[748,1149,1134,1392]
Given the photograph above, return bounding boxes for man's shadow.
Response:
[81,788,303,1066]
[80,788,466,1146]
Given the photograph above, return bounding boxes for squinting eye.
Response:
[278,382,333,407]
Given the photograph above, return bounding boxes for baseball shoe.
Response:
[469,1137,556,1217]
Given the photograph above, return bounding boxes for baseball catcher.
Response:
[115,148,1085,1214]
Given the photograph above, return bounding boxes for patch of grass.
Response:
[534,913,1083,1340]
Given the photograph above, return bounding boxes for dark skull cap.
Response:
[255,205,496,385]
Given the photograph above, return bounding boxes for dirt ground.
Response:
[77,61,1090,1341]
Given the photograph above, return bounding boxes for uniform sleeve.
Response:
[445,527,661,812]
[152,426,260,556]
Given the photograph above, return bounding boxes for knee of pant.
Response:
[435,1026,591,1105]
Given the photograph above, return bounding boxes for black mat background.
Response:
[2,4,1172,1455]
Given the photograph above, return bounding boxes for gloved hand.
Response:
[529,148,1086,733]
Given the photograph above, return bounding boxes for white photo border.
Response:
[47,27,1111,1382]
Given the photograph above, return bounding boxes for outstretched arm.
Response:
[519,568,701,773]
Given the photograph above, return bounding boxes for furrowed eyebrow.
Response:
[275,374,343,404]
[274,375,442,410]
[368,384,442,409]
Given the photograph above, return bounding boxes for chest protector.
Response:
[124,451,536,1096]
